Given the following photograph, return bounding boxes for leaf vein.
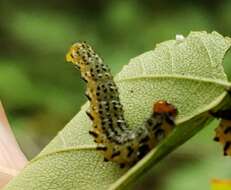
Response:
[116,74,231,88]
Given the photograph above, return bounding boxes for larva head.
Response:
[66,42,97,67]
[153,100,178,117]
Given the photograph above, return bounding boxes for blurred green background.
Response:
[0,0,231,189]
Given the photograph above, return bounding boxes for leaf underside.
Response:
[4,31,231,190]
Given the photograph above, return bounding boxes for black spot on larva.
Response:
[152,121,162,131]
[85,92,91,101]
[108,122,113,128]
[104,158,109,162]
[113,105,119,110]
[112,101,117,105]
[147,119,153,126]
[101,125,106,130]
[210,109,231,120]
[80,76,88,82]
[137,144,150,159]
[83,56,87,62]
[116,121,125,131]
[74,65,80,69]
[117,120,122,126]
[114,129,120,136]
[105,102,109,107]
[224,127,231,134]
[139,135,150,144]
[120,163,125,168]
[89,131,98,138]
[97,86,101,91]
[86,111,94,120]
[113,139,123,145]
[109,87,115,92]
[165,114,175,125]
[127,146,134,157]
[213,137,219,142]
[98,74,103,79]
[96,146,107,151]
[111,151,121,159]
[155,129,165,141]
[104,128,110,137]
[224,141,231,153]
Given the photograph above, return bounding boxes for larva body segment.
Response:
[66,42,178,166]
[212,110,231,156]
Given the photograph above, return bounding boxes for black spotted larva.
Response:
[211,109,231,156]
[66,42,178,167]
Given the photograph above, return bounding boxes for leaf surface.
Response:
[4,31,231,190]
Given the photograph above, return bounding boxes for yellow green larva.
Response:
[66,42,178,167]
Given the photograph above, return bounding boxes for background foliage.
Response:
[0,0,231,189]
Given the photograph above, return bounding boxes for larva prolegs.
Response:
[211,109,231,156]
[210,109,231,120]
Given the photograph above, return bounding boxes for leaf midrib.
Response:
[30,145,98,164]
[116,74,231,88]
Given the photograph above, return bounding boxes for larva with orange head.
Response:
[66,42,178,167]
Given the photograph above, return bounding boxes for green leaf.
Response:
[4,31,231,190]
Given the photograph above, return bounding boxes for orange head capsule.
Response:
[66,42,99,67]
[153,100,178,117]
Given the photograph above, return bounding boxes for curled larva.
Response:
[211,110,231,156]
[66,42,178,167]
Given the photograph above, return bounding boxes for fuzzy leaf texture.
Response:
[4,31,231,190]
